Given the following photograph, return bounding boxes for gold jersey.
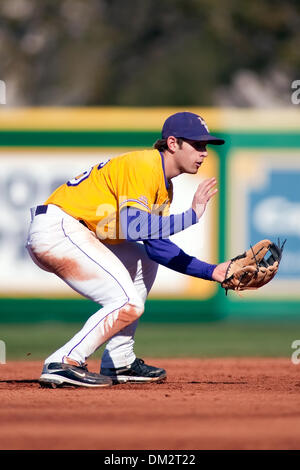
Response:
[45,149,173,244]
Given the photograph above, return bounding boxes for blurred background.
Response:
[0,0,300,362]
[1,0,299,107]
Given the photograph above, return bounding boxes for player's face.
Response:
[175,139,208,174]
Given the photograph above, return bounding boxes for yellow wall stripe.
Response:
[0,107,299,131]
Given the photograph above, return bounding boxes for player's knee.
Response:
[120,299,144,323]
[129,298,144,320]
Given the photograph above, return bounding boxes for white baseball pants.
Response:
[26,204,158,368]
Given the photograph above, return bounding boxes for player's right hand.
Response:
[191,177,218,220]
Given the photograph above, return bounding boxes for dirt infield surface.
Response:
[1,358,300,450]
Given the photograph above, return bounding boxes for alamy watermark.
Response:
[291,340,300,364]
[291,80,300,105]
[0,340,6,364]
[94,202,195,240]
[0,80,6,104]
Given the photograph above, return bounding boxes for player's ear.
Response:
[166,136,178,153]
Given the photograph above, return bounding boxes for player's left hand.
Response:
[212,261,231,283]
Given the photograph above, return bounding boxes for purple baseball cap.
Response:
[162,111,225,145]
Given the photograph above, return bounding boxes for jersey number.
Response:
[67,159,110,186]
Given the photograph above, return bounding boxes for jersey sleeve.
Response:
[116,158,159,214]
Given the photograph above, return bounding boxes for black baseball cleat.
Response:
[100,358,167,384]
[39,362,113,388]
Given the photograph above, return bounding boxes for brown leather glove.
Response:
[221,239,286,293]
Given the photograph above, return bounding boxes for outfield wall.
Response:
[0,107,299,322]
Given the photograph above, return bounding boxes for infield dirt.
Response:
[1,358,300,450]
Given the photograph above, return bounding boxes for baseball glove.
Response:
[221,239,286,294]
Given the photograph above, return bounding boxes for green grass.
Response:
[1,321,299,361]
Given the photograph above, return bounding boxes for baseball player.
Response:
[26,111,229,388]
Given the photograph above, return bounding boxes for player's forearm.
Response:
[143,238,217,281]
[120,206,197,241]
